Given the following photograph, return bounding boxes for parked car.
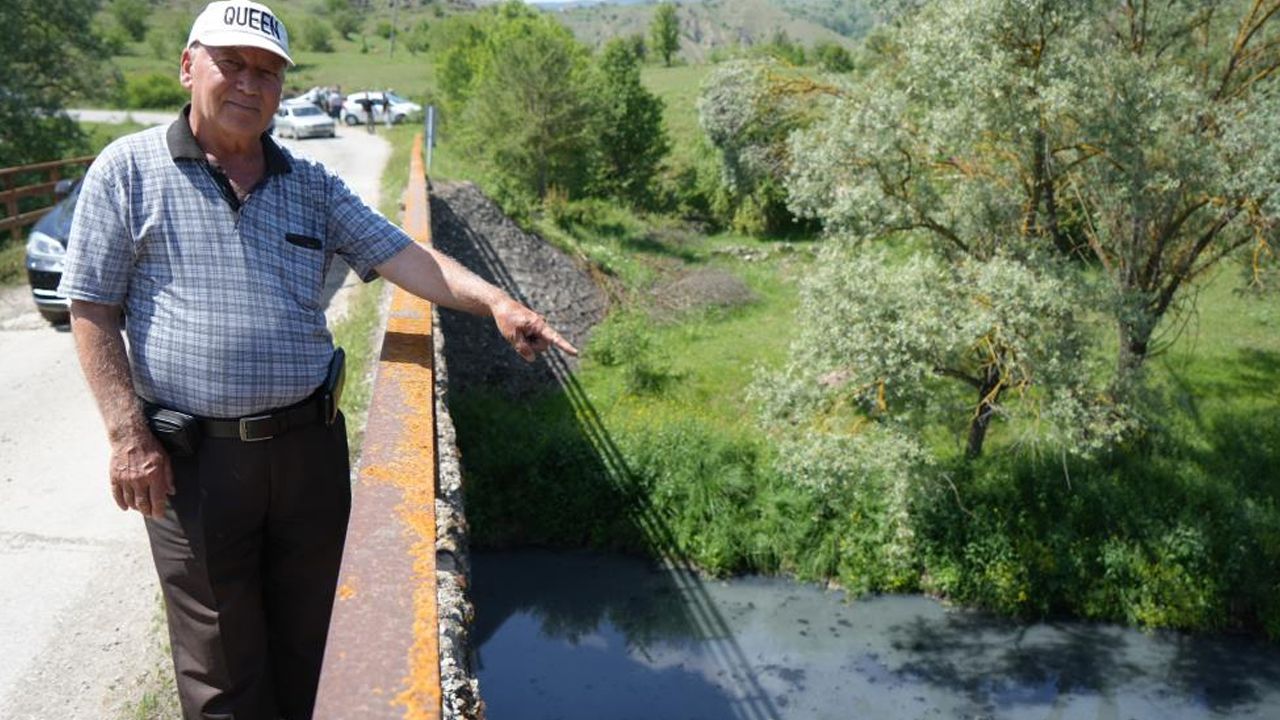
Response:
[341,91,422,126]
[290,86,327,107]
[273,103,336,139]
[24,179,80,325]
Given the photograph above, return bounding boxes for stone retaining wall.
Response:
[429,181,607,719]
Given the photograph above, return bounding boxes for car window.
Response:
[387,93,409,104]
[294,106,323,117]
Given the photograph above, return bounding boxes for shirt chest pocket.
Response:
[278,233,328,311]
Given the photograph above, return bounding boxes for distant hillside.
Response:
[527,0,877,61]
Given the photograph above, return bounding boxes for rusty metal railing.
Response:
[314,133,441,720]
[0,155,95,242]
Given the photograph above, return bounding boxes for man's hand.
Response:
[375,244,579,362]
[70,299,176,520]
[492,297,578,362]
[110,428,175,519]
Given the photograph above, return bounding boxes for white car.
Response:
[273,103,336,139]
[342,91,422,126]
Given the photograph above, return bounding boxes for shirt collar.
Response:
[166,104,291,176]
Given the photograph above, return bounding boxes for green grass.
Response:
[641,64,713,160]
[331,278,387,464]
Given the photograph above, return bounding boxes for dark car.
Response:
[24,179,80,325]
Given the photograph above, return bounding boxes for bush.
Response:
[122,74,187,109]
[813,41,854,73]
[301,18,334,52]
[586,310,674,395]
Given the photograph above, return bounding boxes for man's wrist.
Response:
[486,291,518,318]
[106,406,151,445]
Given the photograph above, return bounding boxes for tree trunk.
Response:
[1116,318,1153,382]
[966,368,1002,459]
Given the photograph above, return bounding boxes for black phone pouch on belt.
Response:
[323,347,346,426]
[144,404,202,458]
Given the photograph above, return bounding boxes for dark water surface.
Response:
[472,550,1280,720]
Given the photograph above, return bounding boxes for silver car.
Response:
[24,179,79,325]
[273,103,336,139]
[341,91,422,126]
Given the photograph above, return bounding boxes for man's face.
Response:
[180,43,286,142]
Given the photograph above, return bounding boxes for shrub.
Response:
[301,18,334,52]
[123,74,187,109]
[586,310,674,395]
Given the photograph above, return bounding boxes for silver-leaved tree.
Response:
[789,0,1280,383]
[753,0,1278,460]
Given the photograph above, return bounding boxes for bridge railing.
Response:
[0,155,95,243]
[314,133,443,719]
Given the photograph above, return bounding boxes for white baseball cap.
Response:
[187,1,294,66]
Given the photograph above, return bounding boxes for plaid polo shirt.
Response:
[59,107,411,418]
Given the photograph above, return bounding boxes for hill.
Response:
[501,0,876,61]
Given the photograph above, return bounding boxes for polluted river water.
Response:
[472,550,1280,720]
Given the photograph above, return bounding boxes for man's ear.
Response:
[179,47,195,90]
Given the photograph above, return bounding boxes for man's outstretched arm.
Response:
[374,242,578,361]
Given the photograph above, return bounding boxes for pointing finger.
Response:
[545,326,578,357]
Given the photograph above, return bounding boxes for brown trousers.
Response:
[145,416,351,720]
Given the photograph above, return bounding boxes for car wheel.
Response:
[328,129,336,138]
[38,308,69,327]
[393,114,405,125]
[344,114,357,126]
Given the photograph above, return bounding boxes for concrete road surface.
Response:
[0,122,392,719]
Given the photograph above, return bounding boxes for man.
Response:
[359,95,375,132]
[326,85,342,120]
[58,2,575,718]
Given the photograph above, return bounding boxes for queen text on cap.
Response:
[187,1,293,66]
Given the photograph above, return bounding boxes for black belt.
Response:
[201,394,326,442]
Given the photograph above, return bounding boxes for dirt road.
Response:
[0,123,391,719]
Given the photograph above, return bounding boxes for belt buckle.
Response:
[239,414,274,442]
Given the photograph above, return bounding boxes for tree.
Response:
[324,0,363,39]
[757,246,1119,458]
[0,0,115,168]
[111,0,149,42]
[443,2,597,201]
[301,18,334,52]
[762,29,805,65]
[404,20,431,55]
[649,1,680,67]
[593,38,669,205]
[787,0,1280,389]
[698,60,837,234]
[813,41,853,73]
